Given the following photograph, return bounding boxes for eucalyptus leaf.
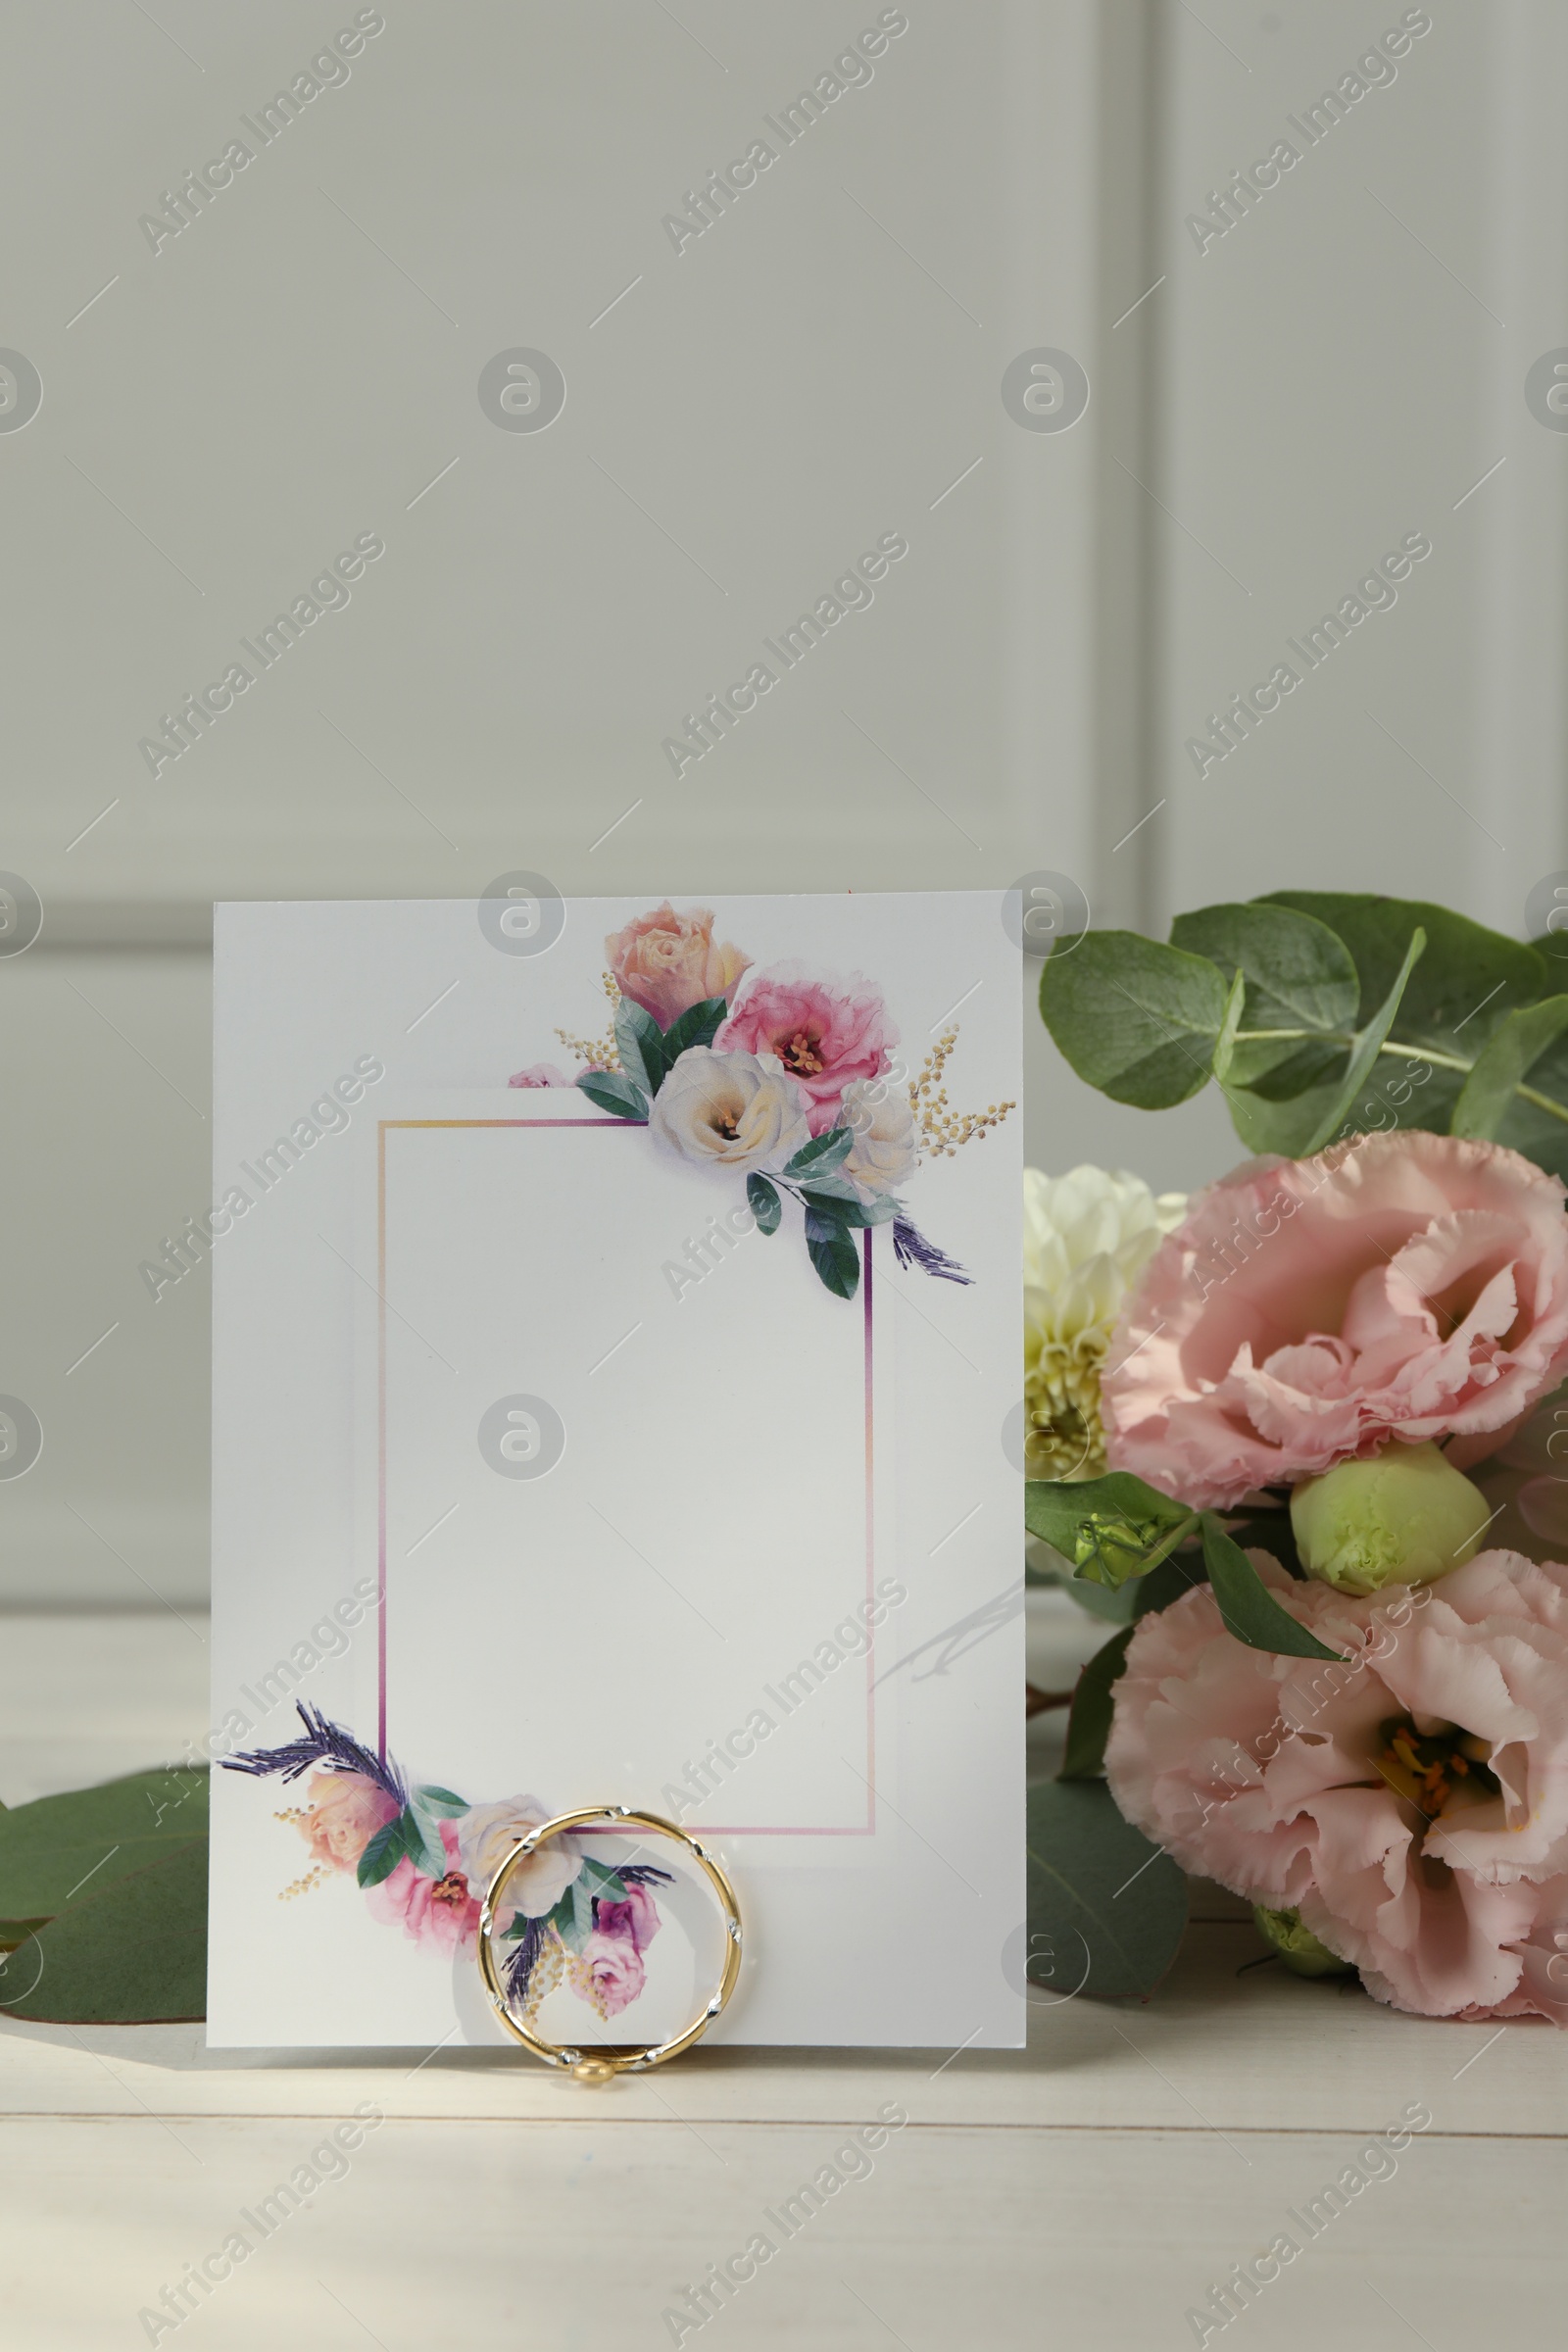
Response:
[0,1765,208,1918]
[576,1070,649,1121]
[1025,1780,1187,2002]
[1210,967,1247,1087]
[1200,1517,1341,1660]
[1297,924,1425,1152]
[1040,931,1229,1108]
[3,1839,208,2025]
[1172,900,1358,1094]
[1226,1070,1348,1159]
[1058,1627,1134,1783]
[1043,890,1568,1173]
[1263,893,1545,1051]
[1452,997,1568,1139]
[1172,899,1360,1034]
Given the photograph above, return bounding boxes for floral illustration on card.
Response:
[224,1706,672,2022]
[510,902,1013,1299]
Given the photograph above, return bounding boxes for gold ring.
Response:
[476,1804,743,2082]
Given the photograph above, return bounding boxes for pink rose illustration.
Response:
[607,903,751,1029]
[582,1926,646,2016]
[300,1771,399,1874]
[365,1817,481,1955]
[1103,1131,1568,1510]
[596,1884,661,1956]
[508,1062,572,1089]
[1104,1547,1568,2020]
[715,963,897,1135]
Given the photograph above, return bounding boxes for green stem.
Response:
[1231,1027,1568,1127]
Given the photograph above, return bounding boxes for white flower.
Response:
[650,1046,810,1175]
[456,1796,581,1922]
[839,1077,917,1200]
[1023,1165,1186,1480]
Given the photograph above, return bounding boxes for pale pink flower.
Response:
[582,1926,646,2016]
[365,1817,481,1955]
[299,1771,398,1874]
[508,1062,571,1089]
[715,963,896,1134]
[1104,1547,1568,2020]
[1103,1132,1568,1510]
[607,903,751,1029]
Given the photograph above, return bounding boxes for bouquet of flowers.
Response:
[1025,890,1568,2024]
[224,1706,675,2024]
[511,900,1010,1300]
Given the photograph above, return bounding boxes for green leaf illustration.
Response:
[746,1173,782,1234]
[785,1126,857,1178]
[804,1208,860,1298]
[356,1814,411,1888]
[613,999,664,1098]
[576,1070,650,1121]
[660,995,731,1063]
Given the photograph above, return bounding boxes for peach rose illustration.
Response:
[840,1077,917,1200]
[607,903,751,1029]
[299,1771,399,1874]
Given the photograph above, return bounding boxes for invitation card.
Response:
[207,892,1022,2046]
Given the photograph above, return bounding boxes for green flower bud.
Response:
[1251,1905,1355,1980]
[1289,1442,1491,1595]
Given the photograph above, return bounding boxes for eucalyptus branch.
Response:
[1230,1029,1568,1126]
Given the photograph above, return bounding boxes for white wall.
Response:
[2,0,1563,1600]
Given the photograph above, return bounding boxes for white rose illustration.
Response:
[839,1078,917,1200]
[650,1047,809,1175]
[456,1796,581,1923]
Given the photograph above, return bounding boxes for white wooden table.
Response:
[2,1604,1561,2350]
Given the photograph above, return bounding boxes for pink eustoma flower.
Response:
[1104,1131,1568,1510]
[365,1817,481,1956]
[1105,1547,1568,2020]
[715,962,897,1135]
